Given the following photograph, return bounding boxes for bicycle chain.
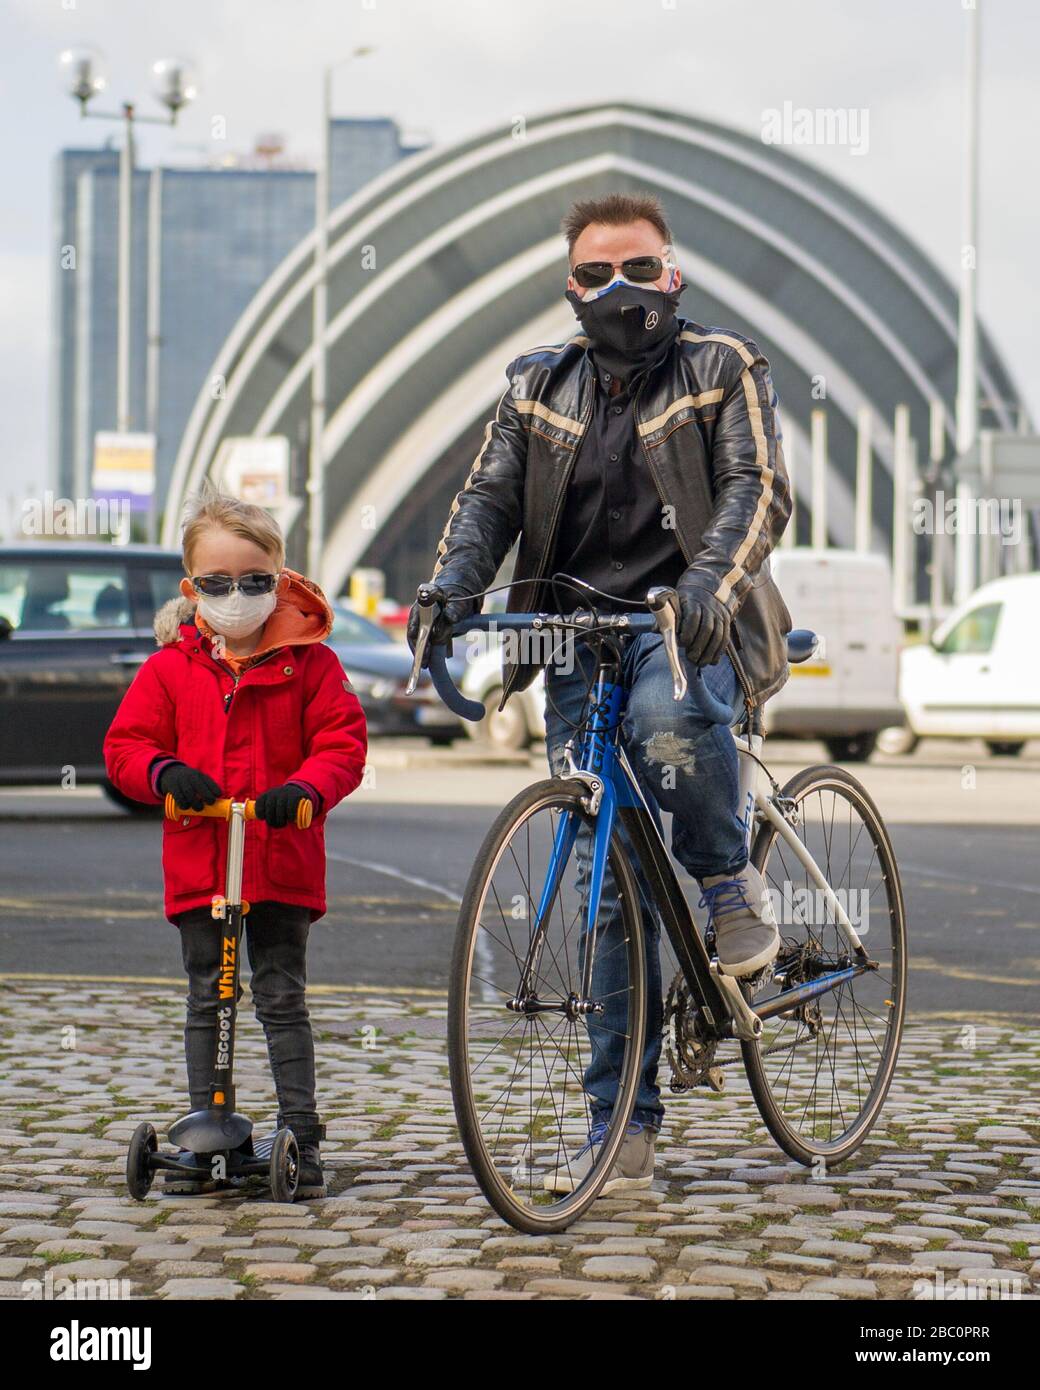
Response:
[713,1034,806,1067]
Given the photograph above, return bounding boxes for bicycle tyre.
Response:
[742,764,908,1166]
[448,777,647,1233]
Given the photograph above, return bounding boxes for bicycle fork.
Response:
[507,791,615,1021]
[509,679,628,1020]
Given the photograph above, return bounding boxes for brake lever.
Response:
[405,583,441,696]
[646,586,688,701]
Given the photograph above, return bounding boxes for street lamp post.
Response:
[60,50,196,537]
[308,46,374,587]
[954,3,980,602]
[116,102,135,437]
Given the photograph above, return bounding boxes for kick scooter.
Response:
[126,793,313,1203]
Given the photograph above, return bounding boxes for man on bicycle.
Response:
[408,191,794,1193]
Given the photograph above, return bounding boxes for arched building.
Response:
[165,100,1027,598]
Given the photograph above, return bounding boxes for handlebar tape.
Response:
[428,612,736,727]
[428,645,486,722]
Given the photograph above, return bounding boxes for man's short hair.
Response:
[560,192,672,258]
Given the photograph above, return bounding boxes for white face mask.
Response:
[196,588,278,640]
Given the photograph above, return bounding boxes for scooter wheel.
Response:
[269,1127,300,1203]
[126,1122,157,1200]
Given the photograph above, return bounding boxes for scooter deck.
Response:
[149,1132,281,1179]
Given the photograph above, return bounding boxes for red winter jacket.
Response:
[103,570,367,924]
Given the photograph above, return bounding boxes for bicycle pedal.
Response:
[740,965,772,1000]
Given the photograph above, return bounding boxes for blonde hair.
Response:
[180,479,286,575]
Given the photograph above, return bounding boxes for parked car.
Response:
[462,643,546,751]
[0,543,185,811]
[765,549,905,760]
[0,544,464,818]
[882,573,1040,756]
[328,602,463,744]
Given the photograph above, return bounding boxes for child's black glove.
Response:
[254,783,310,829]
[158,762,223,811]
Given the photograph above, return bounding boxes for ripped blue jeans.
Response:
[544,631,747,1128]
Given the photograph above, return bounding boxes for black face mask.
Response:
[566,278,686,382]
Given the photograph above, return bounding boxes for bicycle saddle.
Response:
[786,629,819,664]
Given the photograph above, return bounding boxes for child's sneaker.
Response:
[296,1143,326,1198]
[284,1119,327,1199]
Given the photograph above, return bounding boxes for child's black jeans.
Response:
[175,899,319,1132]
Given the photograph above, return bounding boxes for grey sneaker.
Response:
[543,1120,657,1196]
[699,861,780,977]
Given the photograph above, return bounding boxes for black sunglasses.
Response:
[191,571,279,598]
[572,256,664,290]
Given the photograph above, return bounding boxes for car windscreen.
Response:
[0,560,132,633]
[330,605,392,644]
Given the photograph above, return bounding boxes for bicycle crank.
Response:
[663,973,726,1093]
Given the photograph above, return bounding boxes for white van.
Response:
[895,572,1040,756]
[766,549,904,760]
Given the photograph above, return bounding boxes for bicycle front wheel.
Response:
[448,777,647,1233]
[743,764,908,1166]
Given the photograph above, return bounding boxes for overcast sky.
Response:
[2,0,1036,510]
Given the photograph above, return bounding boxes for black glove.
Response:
[157,762,223,811]
[406,583,475,668]
[676,578,732,667]
[254,782,310,829]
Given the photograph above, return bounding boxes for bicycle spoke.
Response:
[454,784,644,1226]
[747,769,905,1157]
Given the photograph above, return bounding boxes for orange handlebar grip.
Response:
[164,794,312,827]
[164,795,249,821]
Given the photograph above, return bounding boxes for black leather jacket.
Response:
[429,315,794,706]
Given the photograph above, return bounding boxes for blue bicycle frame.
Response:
[437,609,741,1031]
[421,602,876,1041]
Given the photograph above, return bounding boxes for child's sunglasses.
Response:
[191,572,279,598]
[571,255,664,290]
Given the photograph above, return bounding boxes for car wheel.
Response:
[823,732,878,763]
[428,731,457,747]
[473,687,530,752]
[876,726,919,757]
[984,740,1026,757]
[102,778,163,817]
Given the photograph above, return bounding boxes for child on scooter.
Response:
[104,482,367,1197]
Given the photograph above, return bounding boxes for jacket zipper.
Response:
[635,391,747,658]
[502,375,595,700]
[634,380,694,569]
[220,648,279,715]
[223,674,240,715]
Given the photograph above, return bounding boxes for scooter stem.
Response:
[168,800,254,1153]
[211,801,248,1115]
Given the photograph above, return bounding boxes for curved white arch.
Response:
[176,146,957,555]
[168,101,1017,536]
[166,100,1017,564]
[318,235,867,595]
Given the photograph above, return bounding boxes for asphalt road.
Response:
[0,745,1038,1022]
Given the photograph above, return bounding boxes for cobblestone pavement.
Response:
[1,981,1038,1301]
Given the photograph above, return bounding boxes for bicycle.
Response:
[408,582,907,1234]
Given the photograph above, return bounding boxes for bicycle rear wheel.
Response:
[742,764,907,1166]
[448,777,647,1233]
